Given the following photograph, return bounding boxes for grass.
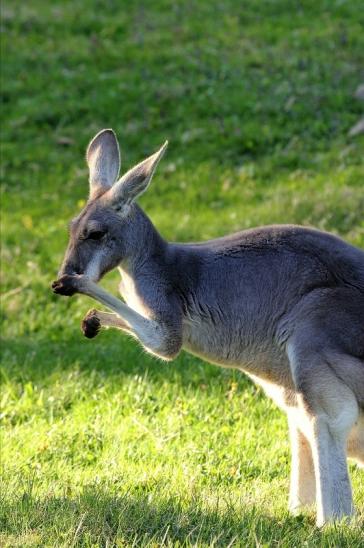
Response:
[1,0,364,545]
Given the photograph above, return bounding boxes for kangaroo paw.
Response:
[51,275,79,296]
[81,309,101,338]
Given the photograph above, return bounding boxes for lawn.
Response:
[1,0,364,546]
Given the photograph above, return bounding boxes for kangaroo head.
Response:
[57,129,167,281]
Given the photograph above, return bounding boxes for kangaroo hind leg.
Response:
[287,413,316,515]
[287,341,359,526]
[347,412,364,468]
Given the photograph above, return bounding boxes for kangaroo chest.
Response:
[118,267,295,395]
[118,271,154,319]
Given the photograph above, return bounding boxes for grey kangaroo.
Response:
[52,129,364,527]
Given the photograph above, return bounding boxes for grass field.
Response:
[1,0,364,546]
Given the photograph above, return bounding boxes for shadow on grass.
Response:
[0,485,303,546]
[0,329,250,391]
[2,483,364,547]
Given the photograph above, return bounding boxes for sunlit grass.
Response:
[1,0,363,545]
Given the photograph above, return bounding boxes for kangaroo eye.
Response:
[88,230,105,240]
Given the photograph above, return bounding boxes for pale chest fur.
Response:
[118,269,153,319]
[247,373,297,410]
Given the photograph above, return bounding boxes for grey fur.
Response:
[52,129,364,526]
[86,129,120,197]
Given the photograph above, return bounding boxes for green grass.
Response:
[1,0,364,545]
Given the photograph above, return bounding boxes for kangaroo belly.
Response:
[182,317,294,390]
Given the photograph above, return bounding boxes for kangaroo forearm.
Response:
[78,277,151,332]
[78,277,182,360]
[93,310,132,332]
[53,274,182,360]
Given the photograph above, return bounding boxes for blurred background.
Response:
[1,1,364,545]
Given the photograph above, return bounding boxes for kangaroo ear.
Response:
[86,129,120,198]
[109,141,168,206]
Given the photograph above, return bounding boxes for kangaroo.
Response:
[52,129,364,526]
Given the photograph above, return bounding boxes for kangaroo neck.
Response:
[119,204,168,276]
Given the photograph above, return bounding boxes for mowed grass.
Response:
[1,0,364,545]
